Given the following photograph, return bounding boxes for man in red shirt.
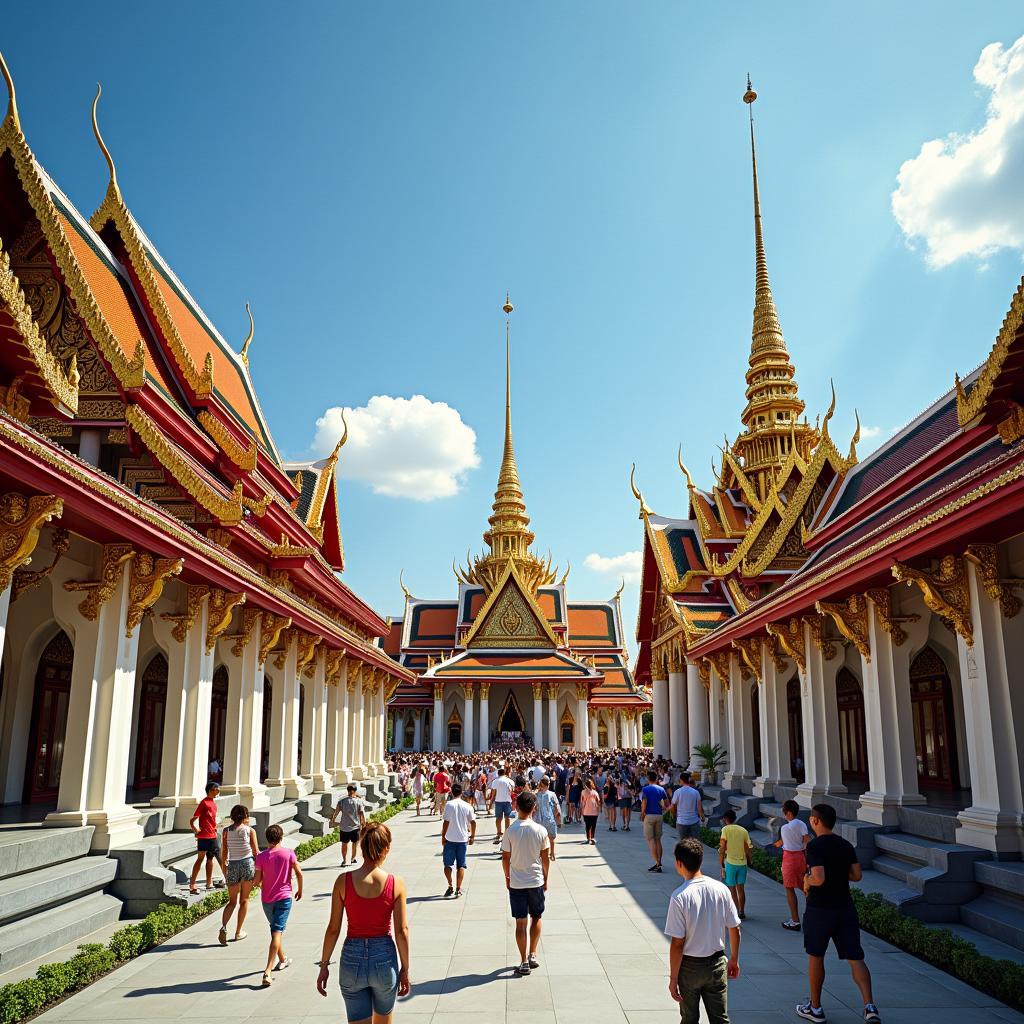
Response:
[189,781,225,894]
[432,767,451,815]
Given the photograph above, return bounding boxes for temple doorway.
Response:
[787,677,805,782]
[133,653,167,791]
[24,630,73,804]
[750,683,762,778]
[208,667,228,780]
[495,691,525,734]
[910,646,959,791]
[836,667,868,784]
[261,677,272,782]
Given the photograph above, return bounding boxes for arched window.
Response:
[26,630,74,803]
[134,653,167,790]
[447,706,462,749]
[560,706,575,748]
[209,667,228,779]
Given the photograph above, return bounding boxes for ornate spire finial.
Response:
[0,51,19,130]
[614,577,626,601]
[399,568,411,601]
[91,83,119,199]
[677,444,695,490]
[629,463,651,517]
[326,409,348,466]
[239,302,254,366]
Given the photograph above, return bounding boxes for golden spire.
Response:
[0,51,19,130]
[239,302,254,367]
[91,83,120,200]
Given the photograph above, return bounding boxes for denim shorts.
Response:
[225,857,254,886]
[262,897,292,932]
[494,800,513,821]
[340,936,399,1020]
[442,840,467,870]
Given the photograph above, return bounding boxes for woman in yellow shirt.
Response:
[718,809,753,919]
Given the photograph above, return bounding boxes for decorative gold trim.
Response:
[12,525,69,601]
[892,555,972,646]
[269,533,316,558]
[325,648,345,684]
[997,405,1024,445]
[297,631,322,676]
[0,492,63,591]
[462,558,559,649]
[126,550,183,636]
[226,607,261,658]
[731,636,763,681]
[865,588,919,647]
[259,612,290,666]
[766,617,805,672]
[432,681,444,701]
[706,650,732,692]
[64,542,133,621]
[206,588,246,654]
[198,410,257,472]
[273,627,297,671]
[127,405,243,525]
[965,543,1023,619]
[805,614,837,661]
[243,493,274,517]
[160,584,210,642]
[816,593,871,661]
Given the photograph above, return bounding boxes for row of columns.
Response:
[650,657,710,770]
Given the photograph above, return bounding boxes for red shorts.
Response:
[782,849,806,889]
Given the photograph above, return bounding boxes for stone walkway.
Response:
[36,808,1023,1024]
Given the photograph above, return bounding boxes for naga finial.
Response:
[614,577,626,600]
[677,444,695,490]
[399,568,411,601]
[0,51,19,130]
[559,562,570,586]
[91,83,119,198]
[239,302,254,366]
[821,378,837,437]
[849,408,861,462]
[629,463,650,516]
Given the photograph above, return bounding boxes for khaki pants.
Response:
[678,952,729,1024]
[642,814,663,840]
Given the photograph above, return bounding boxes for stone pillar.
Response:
[302,651,332,791]
[858,594,927,825]
[652,677,669,758]
[149,585,216,828]
[413,708,423,752]
[532,683,544,747]
[218,609,269,809]
[461,682,475,755]
[478,683,490,752]
[797,619,847,808]
[753,642,793,799]
[348,666,366,780]
[431,682,444,752]
[547,683,559,752]
[708,664,726,753]
[686,663,709,773]
[324,673,341,778]
[361,675,378,775]
[576,685,590,751]
[724,656,755,789]
[589,711,599,749]
[955,555,1024,854]
[47,545,146,849]
[668,661,688,767]
[334,659,351,782]
[265,631,307,797]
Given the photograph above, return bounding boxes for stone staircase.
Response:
[0,826,121,973]
[962,861,1024,950]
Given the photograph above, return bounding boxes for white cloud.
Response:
[892,34,1024,268]
[312,395,480,501]
[584,550,643,585]
[859,424,884,439]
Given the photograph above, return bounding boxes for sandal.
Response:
[218,926,227,946]
[234,931,247,941]
[275,957,292,972]
[261,973,272,987]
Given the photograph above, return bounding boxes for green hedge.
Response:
[697,824,1024,1011]
[0,795,413,1024]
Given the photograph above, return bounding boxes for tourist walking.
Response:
[217,804,258,945]
[617,774,633,831]
[441,782,476,897]
[670,772,706,840]
[411,765,426,816]
[253,823,304,987]
[317,821,411,1022]
[640,771,668,872]
[797,804,880,1023]
[718,809,753,919]
[579,777,602,845]
[533,775,562,860]
[432,764,451,814]
[567,770,583,824]
[490,765,515,844]
[773,799,809,931]
[665,837,741,1024]
[188,780,224,894]
[604,773,619,831]
[501,790,550,976]
[330,783,367,867]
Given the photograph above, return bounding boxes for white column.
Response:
[956,557,1024,854]
[478,684,490,752]
[686,663,709,773]
[360,680,376,775]
[753,643,793,798]
[858,596,927,825]
[576,686,590,750]
[708,665,725,753]
[547,684,559,751]
[265,633,307,797]
[303,652,331,791]
[413,708,423,752]
[348,667,366,780]
[149,588,216,828]
[462,683,475,755]
[724,656,754,789]
[325,674,341,776]
[668,666,688,766]
[652,677,669,758]
[431,683,444,751]
[797,621,847,808]
[334,659,351,782]
[589,711,599,749]
[530,683,542,747]
[218,610,269,809]
[47,548,143,849]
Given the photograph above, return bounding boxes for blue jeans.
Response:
[340,936,400,1020]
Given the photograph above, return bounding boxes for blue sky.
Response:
[6,4,1024,645]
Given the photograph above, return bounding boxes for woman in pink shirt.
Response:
[579,778,603,846]
[253,823,304,987]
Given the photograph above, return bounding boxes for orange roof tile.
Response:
[567,605,617,647]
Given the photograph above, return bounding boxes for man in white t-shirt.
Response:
[501,790,550,976]
[527,762,545,788]
[440,782,477,898]
[664,837,741,1024]
[772,799,810,930]
[485,765,499,814]
[489,768,515,844]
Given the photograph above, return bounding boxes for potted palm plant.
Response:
[693,742,728,786]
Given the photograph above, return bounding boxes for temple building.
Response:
[385,297,650,752]
[635,80,1024,948]
[0,54,408,968]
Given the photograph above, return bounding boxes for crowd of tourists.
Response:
[185,746,882,1024]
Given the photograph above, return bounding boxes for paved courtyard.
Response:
[35,808,1023,1024]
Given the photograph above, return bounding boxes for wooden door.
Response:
[208,666,228,779]
[25,631,73,803]
[134,654,167,790]
[836,668,868,780]
[910,647,958,790]
[750,683,762,777]
[787,677,805,782]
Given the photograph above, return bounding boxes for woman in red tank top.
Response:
[316,821,410,1022]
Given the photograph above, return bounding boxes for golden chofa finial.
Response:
[399,568,411,601]
[503,292,513,316]
[239,302,254,367]
[614,577,626,601]
[821,378,837,436]
[677,444,695,490]
[0,51,19,130]
[743,73,757,105]
[91,83,120,199]
[326,409,349,464]
[629,463,651,517]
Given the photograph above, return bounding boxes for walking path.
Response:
[35,808,1023,1024]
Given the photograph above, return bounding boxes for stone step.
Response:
[0,826,95,881]
[975,860,1024,898]
[960,894,1024,952]
[873,853,917,885]
[135,806,176,837]
[0,891,122,973]
[0,855,117,926]
[265,785,287,805]
[749,827,775,850]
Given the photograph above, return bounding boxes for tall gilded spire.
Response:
[496,292,522,497]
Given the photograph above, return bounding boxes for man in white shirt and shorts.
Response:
[773,799,810,931]
[440,782,476,898]
[664,837,741,1024]
[490,767,515,844]
[501,790,550,976]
